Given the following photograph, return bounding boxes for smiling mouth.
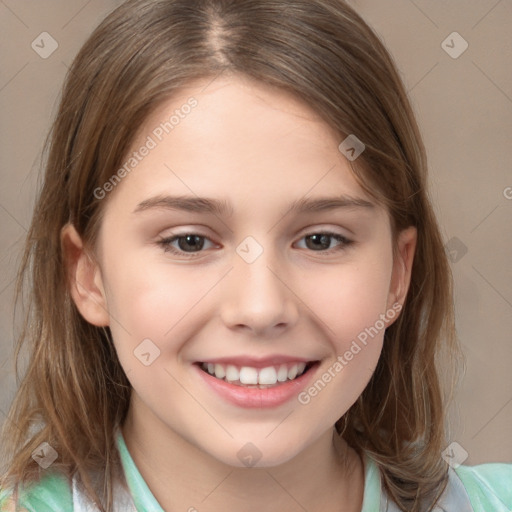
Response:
[197,361,317,388]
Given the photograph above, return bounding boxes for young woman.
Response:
[1,1,511,510]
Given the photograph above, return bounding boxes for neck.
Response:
[121,395,364,512]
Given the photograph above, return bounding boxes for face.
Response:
[65,74,416,468]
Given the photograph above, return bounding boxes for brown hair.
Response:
[0,1,461,510]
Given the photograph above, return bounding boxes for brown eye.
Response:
[296,232,353,253]
[158,233,215,256]
[175,235,205,252]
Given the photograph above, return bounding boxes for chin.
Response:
[204,436,307,469]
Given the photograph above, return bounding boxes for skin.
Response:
[62,74,416,512]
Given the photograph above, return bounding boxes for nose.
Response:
[219,245,300,337]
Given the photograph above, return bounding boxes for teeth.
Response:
[258,366,277,385]
[287,365,298,380]
[214,364,225,379]
[201,361,310,386]
[277,364,288,382]
[225,365,239,382]
[239,367,258,385]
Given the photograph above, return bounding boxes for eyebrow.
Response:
[132,194,375,216]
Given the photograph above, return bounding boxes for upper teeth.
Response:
[201,362,308,386]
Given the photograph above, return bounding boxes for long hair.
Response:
[0,1,460,510]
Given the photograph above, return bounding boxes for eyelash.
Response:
[156,231,354,258]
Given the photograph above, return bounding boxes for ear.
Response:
[61,223,110,327]
[386,226,417,323]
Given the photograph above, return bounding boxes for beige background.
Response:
[0,0,511,466]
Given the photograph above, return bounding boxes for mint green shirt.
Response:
[1,430,511,511]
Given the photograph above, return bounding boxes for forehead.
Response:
[140,73,334,141]
[105,74,374,214]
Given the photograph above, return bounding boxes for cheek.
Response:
[101,256,218,359]
[305,253,393,350]
[295,251,393,415]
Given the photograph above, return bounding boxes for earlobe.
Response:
[61,223,110,327]
[386,226,417,318]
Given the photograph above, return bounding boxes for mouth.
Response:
[196,360,318,389]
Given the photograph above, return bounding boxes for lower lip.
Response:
[194,363,319,408]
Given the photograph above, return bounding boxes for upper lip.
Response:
[196,355,318,368]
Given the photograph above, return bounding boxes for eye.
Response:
[157,234,216,256]
[295,232,353,253]
[157,230,353,258]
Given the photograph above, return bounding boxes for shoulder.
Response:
[454,461,512,511]
[0,471,73,512]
